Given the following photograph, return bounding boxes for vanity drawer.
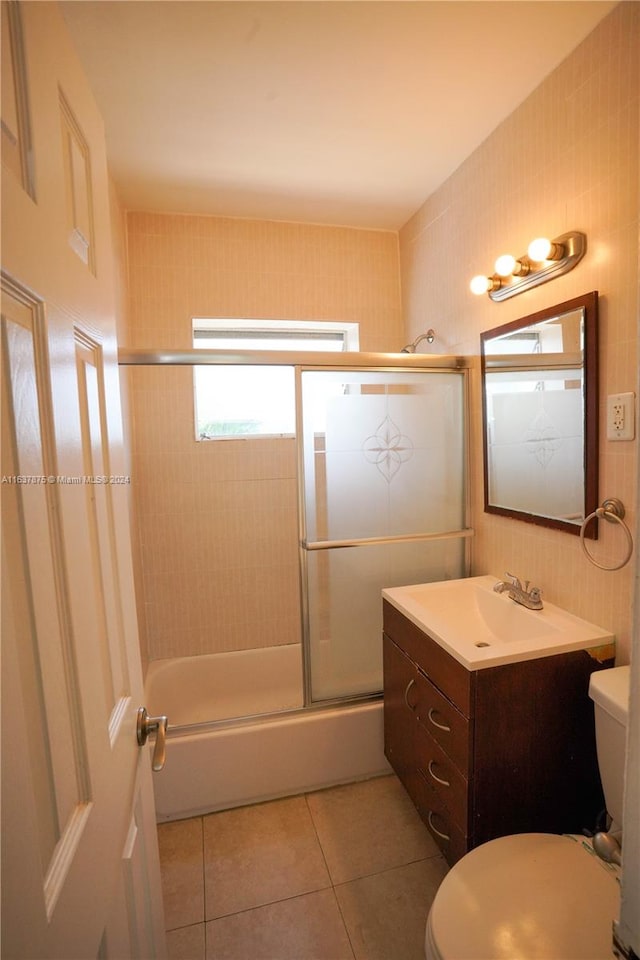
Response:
[416,724,468,833]
[415,670,471,777]
[416,776,469,866]
[383,600,473,715]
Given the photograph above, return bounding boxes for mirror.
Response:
[481,291,598,536]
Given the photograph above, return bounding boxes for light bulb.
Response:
[470,274,491,295]
[527,237,564,262]
[527,237,552,261]
[494,254,517,277]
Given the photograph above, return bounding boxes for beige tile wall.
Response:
[125,214,403,352]
[400,3,639,662]
[124,215,402,660]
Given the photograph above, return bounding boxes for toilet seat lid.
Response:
[428,834,620,960]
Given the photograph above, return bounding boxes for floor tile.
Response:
[334,857,448,960]
[166,923,206,960]
[158,818,205,930]
[306,774,439,884]
[205,889,355,960]
[203,795,331,919]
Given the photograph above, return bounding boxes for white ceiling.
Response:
[61,1,615,230]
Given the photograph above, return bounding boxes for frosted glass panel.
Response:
[307,539,466,701]
[301,368,467,702]
[487,383,584,520]
[302,371,465,542]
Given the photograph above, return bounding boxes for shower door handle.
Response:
[137,707,168,772]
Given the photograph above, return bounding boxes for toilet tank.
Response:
[589,665,630,830]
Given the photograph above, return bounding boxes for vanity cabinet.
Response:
[383,599,614,866]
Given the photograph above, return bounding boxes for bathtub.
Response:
[145,644,391,821]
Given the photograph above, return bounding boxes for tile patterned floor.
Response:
[158,774,448,960]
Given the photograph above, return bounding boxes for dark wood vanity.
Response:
[383,599,614,865]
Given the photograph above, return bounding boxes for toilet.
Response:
[425,665,630,960]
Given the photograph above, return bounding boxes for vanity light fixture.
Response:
[470,231,586,302]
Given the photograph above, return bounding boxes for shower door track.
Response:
[118,347,470,370]
[164,691,384,739]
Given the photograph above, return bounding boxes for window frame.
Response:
[192,318,360,441]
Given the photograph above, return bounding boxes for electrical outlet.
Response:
[613,403,624,430]
[607,392,635,441]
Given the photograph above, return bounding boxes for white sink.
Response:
[382,575,614,669]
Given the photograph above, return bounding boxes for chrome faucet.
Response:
[493,573,543,610]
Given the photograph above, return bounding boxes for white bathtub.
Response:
[145,645,390,821]
[146,644,305,725]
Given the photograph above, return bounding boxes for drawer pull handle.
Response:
[428,760,450,787]
[428,707,451,732]
[428,811,451,842]
[404,679,417,711]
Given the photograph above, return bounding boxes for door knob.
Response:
[137,707,168,771]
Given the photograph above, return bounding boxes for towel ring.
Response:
[580,498,634,571]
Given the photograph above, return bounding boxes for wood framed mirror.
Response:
[481,291,598,536]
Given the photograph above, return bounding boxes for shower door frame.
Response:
[294,360,473,707]
[119,348,473,715]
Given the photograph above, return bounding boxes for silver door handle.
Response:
[137,707,168,772]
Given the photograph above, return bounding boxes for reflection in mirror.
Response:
[481,292,598,536]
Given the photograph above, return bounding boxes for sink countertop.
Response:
[382,575,615,670]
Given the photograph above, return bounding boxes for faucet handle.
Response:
[505,572,522,590]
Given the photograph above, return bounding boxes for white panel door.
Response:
[1,2,166,957]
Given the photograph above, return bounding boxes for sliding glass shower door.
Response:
[300,368,469,703]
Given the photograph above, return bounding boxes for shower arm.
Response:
[401,330,435,353]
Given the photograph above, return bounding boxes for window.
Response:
[193,319,359,440]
